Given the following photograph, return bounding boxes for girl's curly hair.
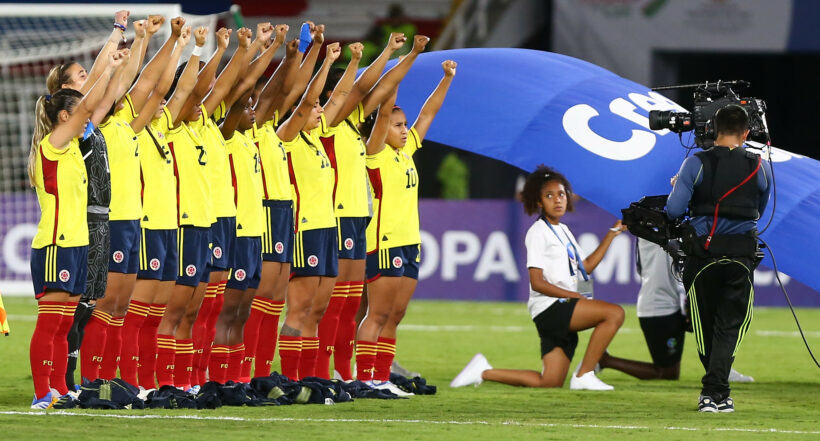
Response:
[521,165,574,216]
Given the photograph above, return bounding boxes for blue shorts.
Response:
[137,228,178,282]
[292,227,338,277]
[109,219,141,274]
[176,226,211,286]
[262,200,293,263]
[208,216,235,270]
[227,236,262,291]
[366,245,420,281]
[337,217,368,260]
[31,245,88,298]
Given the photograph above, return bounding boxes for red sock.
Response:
[227,344,245,383]
[278,336,301,380]
[334,281,363,380]
[240,297,267,382]
[30,301,63,398]
[155,334,176,387]
[355,340,378,382]
[199,286,224,383]
[119,301,149,386]
[80,309,112,382]
[298,337,320,379]
[47,302,77,395]
[254,300,284,377]
[174,338,194,389]
[99,316,124,380]
[208,344,230,384]
[374,337,396,382]
[316,282,348,379]
[137,304,164,389]
[192,282,219,385]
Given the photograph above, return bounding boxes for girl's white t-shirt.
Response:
[525,219,586,319]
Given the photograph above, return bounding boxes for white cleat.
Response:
[372,380,414,397]
[449,353,492,388]
[570,370,614,391]
[729,368,754,383]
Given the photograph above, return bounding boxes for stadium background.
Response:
[1,0,818,306]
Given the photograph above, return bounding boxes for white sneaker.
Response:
[729,368,754,383]
[449,353,492,388]
[572,361,601,377]
[373,380,414,397]
[570,371,614,391]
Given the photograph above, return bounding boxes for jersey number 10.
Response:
[405,168,418,189]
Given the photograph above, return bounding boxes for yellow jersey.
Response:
[320,103,369,218]
[100,94,142,220]
[166,121,211,228]
[32,133,89,248]
[283,115,335,232]
[365,127,422,251]
[137,106,177,230]
[189,102,235,221]
[226,130,264,237]
[253,119,291,201]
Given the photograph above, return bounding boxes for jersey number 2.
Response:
[195,145,207,165]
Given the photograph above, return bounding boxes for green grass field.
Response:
[1,295,819,440]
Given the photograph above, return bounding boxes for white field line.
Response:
[5,314,819,338]
[1,411,818,435]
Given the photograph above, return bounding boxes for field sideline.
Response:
[1,296,818,440]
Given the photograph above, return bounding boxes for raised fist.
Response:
[411,35,430,54]
[133,20,146,38]
[111,48,131,68]
[313,24,325,45]
[237,27,252,49]
[178,26,192,46]
[114,10,130,27]
[388,32,406,51]
[442,60,457,77]
[274,24,289,45]
[171,17,185,36]
[194,26,207,46]
[146,15,165,35]
[348,42,363,61]
[286,39,300,57]
[216,27,232,49]
[325,42,341,63]
[256,22,274,43]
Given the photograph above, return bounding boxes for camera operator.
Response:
[666,104,771,413]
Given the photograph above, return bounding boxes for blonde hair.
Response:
[29,89,83,187]
[46,62,77,94]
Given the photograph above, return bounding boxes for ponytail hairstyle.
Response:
[521,165,574,216]
[29,88,84,186]
[46,62,79,94]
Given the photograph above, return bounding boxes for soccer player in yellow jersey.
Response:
[117,21,198,390]
[274,40,346,380]
[356,59,456,393]
[28,49,125,409]
[316,32,421,380]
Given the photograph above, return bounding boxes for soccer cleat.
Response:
[698,395,719,412]
[30,391,58,409]
[570,371,614,391]
[716,396,735,413]
[391,360,421,378]
[449,353,492,388]
[372,380,414,397]
[185,385,201,395]
[137,387,156,401]
[729,368,754,383]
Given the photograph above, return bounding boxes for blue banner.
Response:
[390,49,820,297]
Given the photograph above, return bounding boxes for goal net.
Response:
[0,4,221,294]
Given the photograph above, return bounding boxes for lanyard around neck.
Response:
[541,217,589,281]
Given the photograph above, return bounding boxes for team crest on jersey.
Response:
[275,242,284,254]
[149,258,161,271]
[392,257,403,268]
[213,247,223,259]
[186,265,197,277]
[112,251,125,263]
[58,270,70,283]
[234,269,246,281]
[344,238,354,250]
[307,255,319,267]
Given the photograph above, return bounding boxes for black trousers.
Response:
[682,255,755,401]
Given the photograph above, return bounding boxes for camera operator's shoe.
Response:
[716,396,735,413]
[450,353,492,388]
[570,371,613,391]
[697,395,718,412]
[729,368,754,383]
